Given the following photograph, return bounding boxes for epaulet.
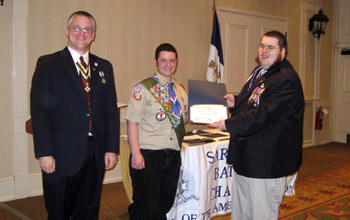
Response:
[175,80,186,90]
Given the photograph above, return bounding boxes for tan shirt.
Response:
[125,72,188,150]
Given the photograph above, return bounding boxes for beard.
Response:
[255,52,284,70]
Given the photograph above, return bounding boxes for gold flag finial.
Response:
[212,0,216,12]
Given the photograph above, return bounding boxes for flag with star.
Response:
[206,9,224,83]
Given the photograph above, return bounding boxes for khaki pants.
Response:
[231,171,286,220]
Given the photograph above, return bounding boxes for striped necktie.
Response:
[76,56,92,132]
[248,67,263,90]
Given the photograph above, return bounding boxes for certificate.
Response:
[190,104,228,124]
[188,79,228,123]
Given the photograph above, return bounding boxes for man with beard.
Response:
[209,31,304,220]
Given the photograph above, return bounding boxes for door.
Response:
[334,48,350,143]
[217,7,288,93]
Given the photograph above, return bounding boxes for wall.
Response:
[0,0,335,201]
[0,0,14,194]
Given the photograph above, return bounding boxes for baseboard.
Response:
[0,176,14,201]
[0,163,123,202]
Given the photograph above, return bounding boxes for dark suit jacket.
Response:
[225,59,304,178]
[30,47,120,175]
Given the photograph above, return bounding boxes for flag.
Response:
[206,9,224,83]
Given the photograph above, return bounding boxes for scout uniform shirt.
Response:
[125,71,188,151]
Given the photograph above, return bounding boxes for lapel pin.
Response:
[99,71,106,84]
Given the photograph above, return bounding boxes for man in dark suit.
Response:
[209,31,304,219]
[30,11,119,220]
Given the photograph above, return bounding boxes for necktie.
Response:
[248,67,263,90]
[80,56,87,69]
[76,56,92,133]
[166,82,182,120]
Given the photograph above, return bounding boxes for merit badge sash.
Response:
[140,77,185,146]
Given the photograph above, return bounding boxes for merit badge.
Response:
[156,108,166,121]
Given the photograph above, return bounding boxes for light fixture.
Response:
[308,8,329,41]
[0,0,4,6]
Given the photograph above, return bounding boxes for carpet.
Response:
[2,159,349,219]
[279,166,350,220]
[211,166,350,220]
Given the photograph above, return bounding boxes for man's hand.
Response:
[39,156,56,174]
[207,120,227,131]
[224,94,235,108]
[131,152,145,170]
[105,152,118,170]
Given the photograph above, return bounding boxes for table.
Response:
[120,129,233,220]
[167,129,233,220]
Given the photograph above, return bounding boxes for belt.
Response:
[88,133,93,140]
[161,148,178,153]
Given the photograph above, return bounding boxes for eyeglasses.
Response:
[258,44,279,51]
[69,26,94,34]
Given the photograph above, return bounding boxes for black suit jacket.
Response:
[30,47,120,175]
[225,59,304,178]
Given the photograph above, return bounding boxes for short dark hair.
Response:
[155,43,178,60]
[262,31,288,57]
[67,11,96,31]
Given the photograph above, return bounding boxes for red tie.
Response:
[80,56,87,69]
[78,56,92,133]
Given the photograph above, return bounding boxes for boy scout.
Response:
[126,43,188,220]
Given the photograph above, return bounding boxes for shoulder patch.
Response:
[134,85,143,93]
[132,85,143,101]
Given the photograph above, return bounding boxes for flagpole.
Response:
[207,0,224,83]
[212,0,216,25]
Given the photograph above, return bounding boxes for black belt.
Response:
[88,133,93,140]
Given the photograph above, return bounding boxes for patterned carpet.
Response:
[1,143,349,220]
[279,166,350,220]
[211,166,350,220]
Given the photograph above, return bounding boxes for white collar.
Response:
[67,46,89,65]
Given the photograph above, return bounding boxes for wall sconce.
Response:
[0,0,4,6]
[308,8,329,41]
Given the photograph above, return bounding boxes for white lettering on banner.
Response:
[167,140,233,220]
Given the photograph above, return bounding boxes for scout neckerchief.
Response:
[140,74,185,146]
